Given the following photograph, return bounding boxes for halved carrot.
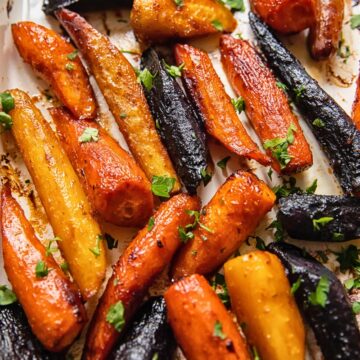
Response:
[50,107,154,227]
[83,194,200,360]
[171,171,275,280]
[55,9,180,191]
[352,70,360,130]
[164,274,251,360]
[174,44,270,166]
[12,21,97,120]
[220,35,313,174]
[1,185,87,351]
[250,0,314,34]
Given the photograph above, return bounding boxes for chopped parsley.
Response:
[35,260,51,278]
[164,61,185,78]
[353,301,360,314]
[211,20,224,31]
[217,156,231,169]
[45,236,62,256]
[137,68,156,91]
[151,176,176,198]
[272,176,302,200]
[337,34,351,62]
[276,81,288,92]
[173,0,183,7]
[65,62,75,71]
[89,235,103,257]
[104,233,118,250]
[60,262,69,272]
[308,276,330,308]
[332,232,345,242]
[0,285,17,305]
[231,97,245,113]
[147,216,155,231]
[213,320,226,339]
[334,245,360,273]
[0,92,15,113]
[78,127,99,143]
[266,220,284,242]
[67,50,78,60]
[223,0,245,11]
[267,168,273,180]
[312,217,334,231]
[294,85,306,99]
[306,179,318,194]
[291,276,302,294]
[152,353,159,360]
[252,347,261,360]
[0,112,13,130]
[178,226,194,243]
[211,273,230,306]
[201,167,212,186]
[106,301,125,332]
[120,113,127,119]
[263,123,297,169]
[312,118,325,128]
[344,277,360,291]
[350,15,360,29]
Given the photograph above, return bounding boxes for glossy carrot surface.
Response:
[83,194,201,360]
[174,44,270,166]
[171,171,275,280]
[12,21,97,120]
[1,186,87,352]
[51,107,154,227]
[220,36,313,174]
[165,274,251,360]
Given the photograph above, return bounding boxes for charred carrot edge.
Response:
[251,0,314,34]
[50,107,154,227]
[171,171,275,280]
[55,9,181,192]
[83,194,201,360]
[1,185,87,352]
[308,0,344,60]
[164,274,251,360]
[8,89,106,300]
[174,43,270,166]
[130,0,237,44]
[352,70,360,131]
[11,21,97,120]
[220,35,313,174]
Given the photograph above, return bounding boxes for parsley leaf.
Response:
[104,233,118,250]
[35,260,51,278]
[276,82,288,91]
[334,245,360,273]
[60,262,69,272]
[222,0,245,11]
[45,236,62,257]
[344,277,360,291]
[351,15,360,29]
[78,127,99,143]
[0,285,17,305]
[164,61,185,78]
[272,176,302,200]
[266,220,284,242]
[89,234,103,257]
[201,167,212,186]
[0,92,15,113]
[294,85,306,99]
[267,168,273,180]
[332,232,344,241]
[138,68,156,91]
[213,320,226,339]
[211,20,224,31]
[173,0,183,7]
[106,301,125,331]
[312,217,334,231]
[67,50,78,60]
[308,276,330,308]
[291,276,302,294]
[306,179,318,194]
[231,97,245,113]
[148,216,155,231]
[252,347,261,360]
[65,62,75,71]
[151,176,176,198]
[178,226,194,243]
[312,118,325,128]
[211,273,230,306]
[217,156,231,170]
[0,112,13,130]
[353,301,360,314]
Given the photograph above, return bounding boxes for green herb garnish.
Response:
[231,97,245,113]
[164,61,185,78]
[213,320,226,339]
[308,276,330,308]
[151,176,176,198]
[78,127,99,143]
[217,156,231,170]
[351,15,360,29]
[0,285,17,305]
[312,217,334,231]
[89,235,103,257]
[35,260,51,278]
[312,118,325,128]
[67,50,78,60]
[106,301,125,331]
[291,276,302,294]
[201,167,212,186]
[0,92,15,113]
[211,20,224,31]
[148,216,155,231]
[137,68,156,91]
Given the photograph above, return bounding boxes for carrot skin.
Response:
[171,171,275,280]
[50,107,154,227]
[11,21,97,120]
[352,70,360,131]
[83,194,201,360]
[174,43,270,166]
[1,186,87,352]
[164,274,251,360]
[220,35,313,174]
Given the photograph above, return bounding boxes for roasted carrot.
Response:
[250,0,314,34]
[8,89,106,300]
[1,185,87,352]
[11,22,97,120]
[220,35,313,174]
[55,9,180,191]
[171,171,275,280]
[352,70,360,130]
[130,0,237,45]
[224,251,306,360]
[174,44,270,166]
[308,0,344,60]
[83,193,201,360]
[50,107,154,227]
[164,274,251,360]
